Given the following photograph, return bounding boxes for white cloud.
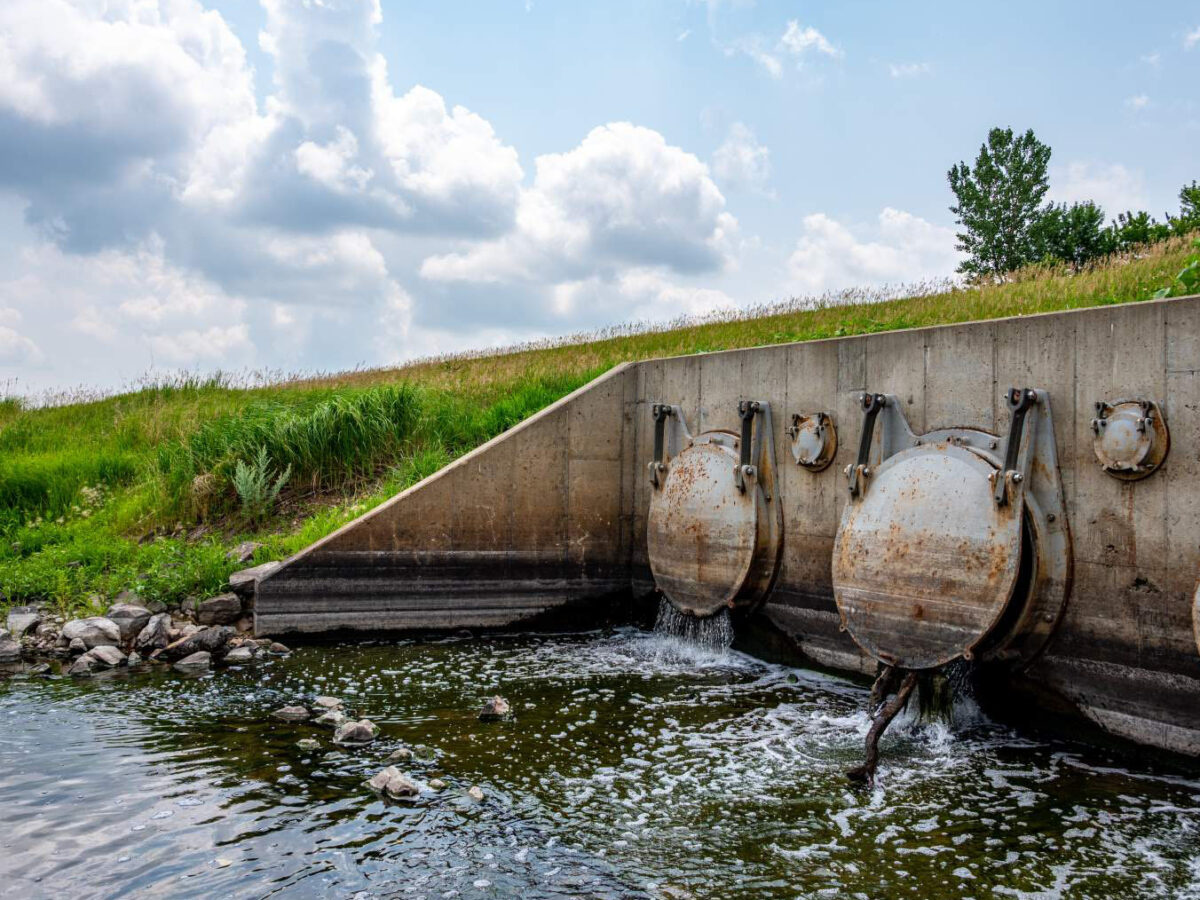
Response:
[1048,161,1147,216]
[1125,94,1150,111]
[1140,51,1161,68]
[1185,26,1200,50]
[711,123,772,195]
[148,324,253,365]
[889,62,932,79]
[780,22,842,60]
[422,122,737,285]
[787,208,960,295]
[0,325,43,365]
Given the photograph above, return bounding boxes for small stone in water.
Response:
[225,646,255,664]
[173,651,211,674]
[478,695,511,721]
[333,719,379,746]
[214,858,232,868]
[313,709,348,729]
[385,747,412,763]
[467,785,484,802]
[366,766,419,799]
[273,705,309,722]
[268,642,291,655]
[312,696,343,710]
[428,778,446,791]
[296,738,320,750]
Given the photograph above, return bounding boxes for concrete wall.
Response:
[258,294,1200,755]
[256,363,641,633]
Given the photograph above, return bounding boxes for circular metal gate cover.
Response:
[832,444,1023,669]
[648,437,758,617]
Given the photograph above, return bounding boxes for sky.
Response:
[1,0,1198,394]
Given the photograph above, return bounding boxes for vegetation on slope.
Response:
[1,236,1197,615]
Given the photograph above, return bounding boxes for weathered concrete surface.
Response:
[256,363,639,634]
[259,294,1200,757]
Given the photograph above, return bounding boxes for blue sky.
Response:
[0,0,1197,393]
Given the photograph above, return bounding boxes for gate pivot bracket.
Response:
[993,387,1038,507]
[735,400,774,498]
[846,393,887,498]
[649,403,674,489]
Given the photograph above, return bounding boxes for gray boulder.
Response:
[126,651,143,667]
[89,645,126,668]
[224,646,255,664]
[0,637,21,664]
[312,696,343,711]
[333,719,379,746]
[366,766,419,800]
[106,604,151,642]
[68,637,88,655]
[228,561,281,601]
[273,705,310,722]
[197,593,243,626]
[134,613,172,652]
[478,695,511,721]
[157,626,232,662]
[6,606,41,638]
[226,541,261,564]
[173,651,211,673]
[313,709,348,729]
[61,617,120,650]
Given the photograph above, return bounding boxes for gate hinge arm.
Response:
[735,400,760,493]
[993,387,1038,506]
[846,393,887,498]
[649,403,674,488]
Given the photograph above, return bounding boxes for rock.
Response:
[312,696,343,710]
[427,778,446,791]
[106,603,151,641]
[134,614,172,652]
[226,541,261,564]
[67,654,97,676]
[89,645,126,667]
[68,637,88,655]
[6,606,41,638]
[35,622,58,641]
[0,637,21,664]
[144,599,168,615]
[273,705,310,722]
[467,785,485,802]
[228,561,281,600]
[173,651,211,674]
[197,593,243,626]
[179,597,200,619]
[333,719,379,746]
[313,709,348,729]
[157,626,231,662]
[114,589,141,603]
[224,646,255,664]
[478,695,511,721]
[61,617,121,650]
[366,766,419,800]
[385,747,413,763]
[180,623,202,638]
[126,651,143,667]
[27,662,51,676]
[268,642,290,655]
[297,738,321,750]
[234,617,254,634]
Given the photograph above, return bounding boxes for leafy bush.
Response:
[231,446,292,523]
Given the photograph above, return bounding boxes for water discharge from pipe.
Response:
[652,597,734,651]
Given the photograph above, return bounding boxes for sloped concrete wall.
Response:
[256,363,640,633]
[258,294,1200,755]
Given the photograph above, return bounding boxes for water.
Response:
[2,628,1200,899]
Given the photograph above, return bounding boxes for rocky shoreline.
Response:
[0,554,283,678]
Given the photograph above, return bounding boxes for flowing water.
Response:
[2,627,1200,899]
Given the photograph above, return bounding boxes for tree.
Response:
[1173,180,1200,234]
[1109,210,1171,251]
[1032,201,1113,269]
[948,127,1052,278]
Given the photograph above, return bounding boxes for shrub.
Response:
[231,446,291,523]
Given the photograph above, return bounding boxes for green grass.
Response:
[1,236,1196,615]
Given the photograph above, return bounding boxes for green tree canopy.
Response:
[948,127,1051,278]
[1033,201,1113,269]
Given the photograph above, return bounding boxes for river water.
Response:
[2,627,1199,899]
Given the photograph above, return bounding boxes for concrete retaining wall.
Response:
[258,294,1200,755]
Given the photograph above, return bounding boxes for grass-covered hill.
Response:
[2,236,1197,616]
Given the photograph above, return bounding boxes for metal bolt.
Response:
[1047,513,1056,522]
[1012,472,1023,483]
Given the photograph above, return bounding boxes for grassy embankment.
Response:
[1,236,1197,616]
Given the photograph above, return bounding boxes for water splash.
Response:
[652,597,734,650]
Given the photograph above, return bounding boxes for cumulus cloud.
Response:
[889,62,932,78]
[780,22,842,60]
[1186,26,1200,50]
[787,208,960,295]
[1048,161,1147,216]
[422,122,737,285]
[711,123,772,195]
